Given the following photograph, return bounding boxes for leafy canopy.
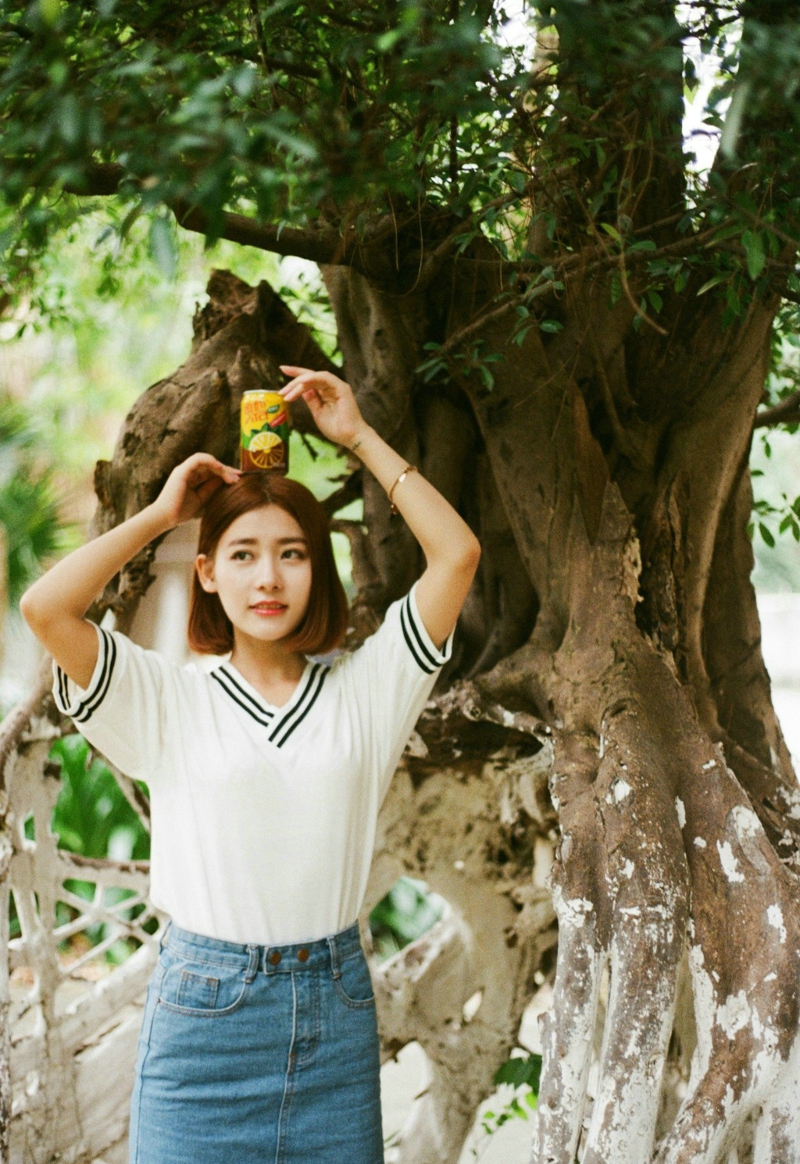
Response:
[0,0,521,259]
[0,1,798,283]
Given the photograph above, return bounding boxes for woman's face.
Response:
[196,504,313,647]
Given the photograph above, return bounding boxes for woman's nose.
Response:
[255,557,282,589]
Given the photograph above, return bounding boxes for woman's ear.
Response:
[195,554,218,593]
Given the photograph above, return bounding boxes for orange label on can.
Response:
[240,391,290,472]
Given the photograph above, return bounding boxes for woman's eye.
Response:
[231,550,252,561]
[283,549,307,559]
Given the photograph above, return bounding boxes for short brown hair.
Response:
[187,471,349,657]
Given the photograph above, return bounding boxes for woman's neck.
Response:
[228,634,308,691]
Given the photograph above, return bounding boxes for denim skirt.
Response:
[128,918,384,1164]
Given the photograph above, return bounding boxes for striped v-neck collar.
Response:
[210,658,330,747]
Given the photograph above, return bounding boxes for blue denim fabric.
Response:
[129,919,384,1164]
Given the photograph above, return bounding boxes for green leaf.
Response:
[712,224,745,243]
[39,0,62,23]
[600,222,622,244]
[696,274,727,297]
[759,522,775,548]
[148,216,178,281]
[262,125,317,161]
[673,269,688,293]
[231,65,257,99]
[376,28,404,51]
[118,203,143,241]
[540,319,563,333]
[742,230,765,281]
[720,80,751,159]
[494,1052,542,1092]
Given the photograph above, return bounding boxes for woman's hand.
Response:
[150,453,241,530]
[278,366,368,448]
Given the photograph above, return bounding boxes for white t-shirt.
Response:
[52,580,454,945]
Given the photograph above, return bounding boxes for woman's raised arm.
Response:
[20,454,240,689]
[279,367,481,648]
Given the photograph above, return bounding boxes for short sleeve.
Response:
[51,623,169,782]
[343,579,455,799]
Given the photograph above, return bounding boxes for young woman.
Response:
[20,366,480,1164]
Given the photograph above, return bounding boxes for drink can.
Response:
[240,390,291,473]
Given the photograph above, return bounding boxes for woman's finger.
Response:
[186,459,240,487]
[184,452,228,472]
[281,383,323,403]
[279,371,316,393]
[281,372,338,398]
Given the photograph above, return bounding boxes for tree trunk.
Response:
[321,225,800,1162]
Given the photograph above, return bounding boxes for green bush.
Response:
[0,392,67,603]
[369,875,445,961]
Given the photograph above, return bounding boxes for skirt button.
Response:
[269,951,282,965]
[297,947,309,962]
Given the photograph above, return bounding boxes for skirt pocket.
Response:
[157,947,251,1017]
[332,948,376,1009]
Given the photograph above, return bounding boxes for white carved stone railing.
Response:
[6,731,166,1163]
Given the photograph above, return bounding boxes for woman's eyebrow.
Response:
[226,536,308,547]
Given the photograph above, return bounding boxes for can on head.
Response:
[240,390,291,473]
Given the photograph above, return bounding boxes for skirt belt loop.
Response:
[244,944,261,982]
[158,918,173,954]
[326,932,341,980]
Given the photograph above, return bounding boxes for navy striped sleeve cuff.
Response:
[399,581,455,674]
[52,624,118,724]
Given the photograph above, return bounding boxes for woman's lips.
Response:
[251,604,287,616]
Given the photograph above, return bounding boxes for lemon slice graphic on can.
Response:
[248,431,283,468]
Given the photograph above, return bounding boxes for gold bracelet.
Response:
[388,464,417,514]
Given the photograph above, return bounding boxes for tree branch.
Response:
[63,164,358,267]
[249,0,270,73]
[0,653,54,786]
[172,199,347,264]
[754,388,800,428]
